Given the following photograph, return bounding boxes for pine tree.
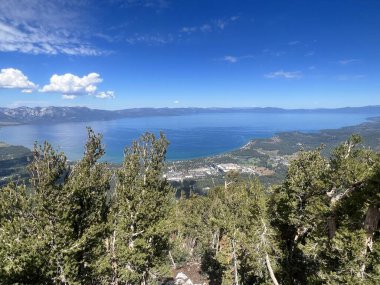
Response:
[107,132,174,285]
[28,141,72,284]
[62,128,111,284]
[2,129,379,284]
[170,192,212,266]
[0,183,47,284]
[205,174,279,284]
[305,135,380,284]
[0,129,112,284]
[271,135,380,284]
[270,147,330,284]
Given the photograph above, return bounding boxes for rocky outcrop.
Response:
[174,272,206,285]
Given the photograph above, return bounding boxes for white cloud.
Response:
[220,55,254,63]
[181,27,197,34]
[41,73,103,96]
[0,68,37,91]
[213,19,227,30]
[126,33,173,45]
[265,70,303,79]
[338,59,360,65]
[62,95,76,100]
[41,72,114,100]
[96,91,115,99]
[0,22,102,55]
[180,16,239,35]
[114,0,169,9]
[173,100,179,104]
[0,0,102,55]
[223,56,238,63]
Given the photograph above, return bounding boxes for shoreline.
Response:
[2,115,380,188]
[1,114,380,165]
[167,114,380,164]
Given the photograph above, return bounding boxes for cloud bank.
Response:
[0,0,102,55]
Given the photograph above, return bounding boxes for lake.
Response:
[0,112,377,162]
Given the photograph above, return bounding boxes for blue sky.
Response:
[0,0,379,109]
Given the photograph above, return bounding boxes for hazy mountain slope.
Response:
[1,105,380,125]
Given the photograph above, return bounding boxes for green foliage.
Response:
[208,178,279,284]
[172,192,211,264]
[0,129,174,285]
[0,183,47,284]
[107,132,175,284]
[1,132,379,284]
[172,175,280,285]
[271,135,380,284]
[62,128,111,284]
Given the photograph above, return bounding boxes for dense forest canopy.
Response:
[0,129,379,284]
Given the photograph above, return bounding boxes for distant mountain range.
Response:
[1,106,380,125]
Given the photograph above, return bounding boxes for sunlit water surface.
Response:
[0,112,377,162]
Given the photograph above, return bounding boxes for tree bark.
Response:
[261,219,280,285]
[168,250,176,269]
[265,253,280,285]
[232,238,239,285]
[111,230,118,285]
[327,215,337,239]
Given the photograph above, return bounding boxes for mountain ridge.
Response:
[1,105,380,125]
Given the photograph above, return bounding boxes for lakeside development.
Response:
[164,116,380,193]
[2,116,380,191]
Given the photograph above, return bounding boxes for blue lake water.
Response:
[0,112,377,162]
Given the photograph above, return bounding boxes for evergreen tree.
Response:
[107,132,174,285]
[0,183,47,284]
[204,174,279,285]
[62,128,111,284]
[28,141,71,284]
[270,147,330,284]
[271,135,380,284]
[304,135,380,284]
[171,192,212,266]
[1,130,379,284]
[0,129,111,284]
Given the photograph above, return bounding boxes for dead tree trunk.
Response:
[261,219,280,285]
[265,253,280,285]
[168,250,176,269]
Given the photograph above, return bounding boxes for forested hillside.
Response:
[0,143,31,186]
[0,129,379,284]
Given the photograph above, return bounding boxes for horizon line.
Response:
[2,105,380,111]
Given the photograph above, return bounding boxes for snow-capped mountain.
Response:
[0,106,118,123]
